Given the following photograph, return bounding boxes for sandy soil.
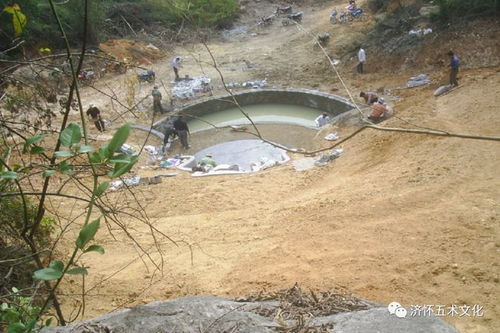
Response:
[52,1,499,332]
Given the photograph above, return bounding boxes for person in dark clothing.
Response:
[161,121,177,153]
[86,104,105,132]
[447,50,460,87]
[152,86,164,113]
[173,116,190,149]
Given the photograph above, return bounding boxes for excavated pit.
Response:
[153,89,355,156]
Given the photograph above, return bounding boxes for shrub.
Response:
[0,0,239,53]
[431,0,500,21]
[0,0,104,50]
[146,0,239,29]
[367,0,389,13]
[0,287,42,333]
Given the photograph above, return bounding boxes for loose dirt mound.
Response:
[99,39,167,65]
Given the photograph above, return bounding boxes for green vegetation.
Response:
[1,288,42,333]
[431,0,500,21]
[1,120,139,330]
[0,0,239,51]
[147,0,239,28]
[367,0,388,13]
[0,1,103,50]
[0,184,44,332]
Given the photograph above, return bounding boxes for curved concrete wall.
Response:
[154,88,355,129]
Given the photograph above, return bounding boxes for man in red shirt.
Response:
[368,98,388,123]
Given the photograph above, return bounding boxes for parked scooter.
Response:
[137,69,155,83]
[78,68,96,84]
[330,9,338,24]
[275,4,292,15]
[258,14,275,26]
[339,8,365,23]
[282,11,303,26]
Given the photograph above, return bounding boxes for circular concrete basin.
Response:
[149,89,356,163]
[154,88,355,132]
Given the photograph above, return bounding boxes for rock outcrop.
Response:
[41,296,458,333]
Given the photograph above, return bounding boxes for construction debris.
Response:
[120,144,138,156]
[109,175,141,191]
[172,76,212,99]
[240,284,371,330]
[250,157,278,172]
[225,79,268,89]
[98,39,166,65]
[406,74,431,88]
[324,133,339,141]
[408,28,433,36]
[314,149,343,167]
[108,173,176,191]
[160,158,183,168]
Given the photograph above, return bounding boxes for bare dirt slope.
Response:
[57,1,499,332]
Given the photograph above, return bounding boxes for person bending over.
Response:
[368,98,389,123]
[360,91,378,105]
[315,113,331,127]
[86,103,105,132]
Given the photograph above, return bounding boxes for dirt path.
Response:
[56,1,500,332]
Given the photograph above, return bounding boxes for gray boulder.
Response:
[41,296,458,333]
[313,307,459,333]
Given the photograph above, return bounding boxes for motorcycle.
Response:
[258,14,275,26]
[78,68,96,84]
[275,5,292,15]
[282,11,303,26]
[339,8,365,23]
[137,69,155,83]
[330,9,338,24]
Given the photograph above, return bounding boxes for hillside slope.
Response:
[55,1,499,332]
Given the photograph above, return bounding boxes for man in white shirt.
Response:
[357,47,366,74]
[172,56,182,80]
[315,113,331,127]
